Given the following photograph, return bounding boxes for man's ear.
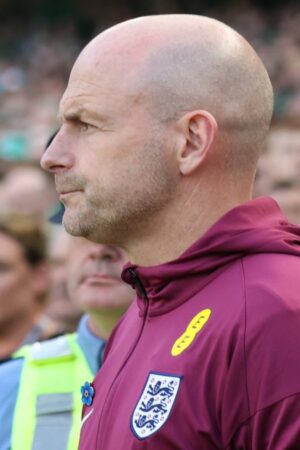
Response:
[176,110,218,175]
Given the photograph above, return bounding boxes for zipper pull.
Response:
[128,268,148,300]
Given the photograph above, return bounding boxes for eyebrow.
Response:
[58,107,88,122]
[58,106,108,124]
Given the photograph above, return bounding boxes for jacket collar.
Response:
[122,197,300,316]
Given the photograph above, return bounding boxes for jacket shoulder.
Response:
[240,253,300,413]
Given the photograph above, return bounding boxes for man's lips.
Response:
[81,274,120,286]
[58,190,83,200]
[59,190,81,196]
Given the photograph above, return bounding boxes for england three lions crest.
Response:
[131,372,182,440]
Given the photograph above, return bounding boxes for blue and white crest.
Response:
[131,372,182,440]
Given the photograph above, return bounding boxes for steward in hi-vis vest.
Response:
[0,239,134,450]
[12,334,93,450]
[0,315,106,450]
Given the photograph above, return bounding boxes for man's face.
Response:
[41,50,178,245]
[47,227,82,329]
[0,232,40,325]
[66,238,134,314]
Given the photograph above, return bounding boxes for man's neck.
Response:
[124,184,252,266]
[87,308,128,341]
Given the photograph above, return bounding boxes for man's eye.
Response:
[80,122,91,131]
[102,254,114,262]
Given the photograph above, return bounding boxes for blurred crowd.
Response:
[0,22,80,161]
[0,2,300,349]
[222,4,300,120]
[1,4,300,160]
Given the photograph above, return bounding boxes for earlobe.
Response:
[177,110,218,176]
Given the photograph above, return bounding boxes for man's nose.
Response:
[87,244,119,263]
[41,130,74,174]
[89,244,110,259]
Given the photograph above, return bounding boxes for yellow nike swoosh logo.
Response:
[171,309,211,356]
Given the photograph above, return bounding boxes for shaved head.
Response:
[73,15,273,173]
[42,14,274,264]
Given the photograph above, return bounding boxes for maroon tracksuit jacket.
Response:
[79,197,300,449]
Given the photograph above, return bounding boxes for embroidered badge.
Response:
[81,382,95,406]
[131,372,182,440]
[171,308,211,356]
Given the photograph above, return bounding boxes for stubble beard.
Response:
[63,139,178,246]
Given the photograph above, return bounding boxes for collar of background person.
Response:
[48,202,64,224]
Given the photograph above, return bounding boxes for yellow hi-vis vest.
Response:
[11,334,93,450]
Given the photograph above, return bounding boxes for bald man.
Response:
[41,15,300,450]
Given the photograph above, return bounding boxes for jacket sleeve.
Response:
[0,359,23,450]
[223,261,300,448]
[229,394,300,449]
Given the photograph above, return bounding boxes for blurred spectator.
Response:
[0,238,134,450]
[66,238,134,338]
[47,225,82,332]
[255,121,300,224]
[0,164,57,222]
[0,213,60,359]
